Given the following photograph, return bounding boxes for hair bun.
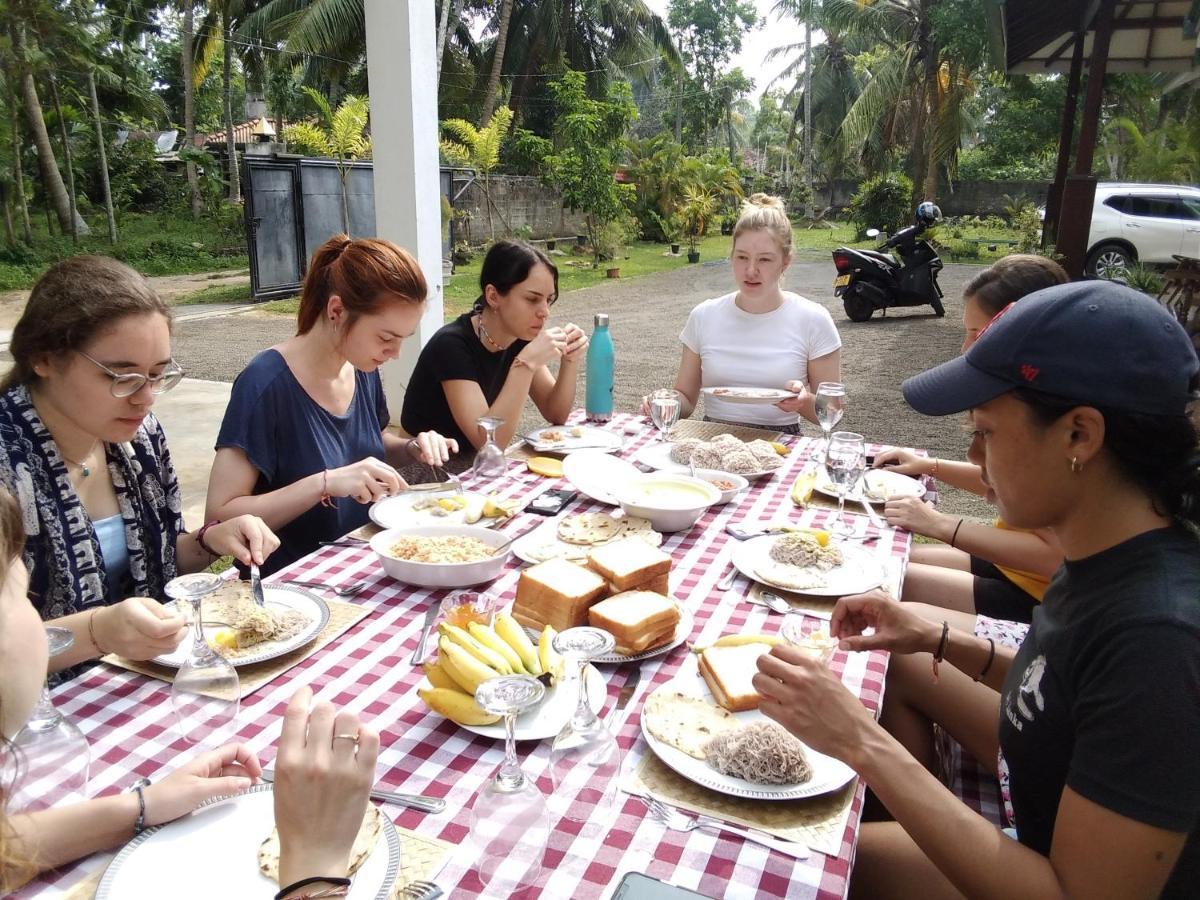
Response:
[747,193,785,211]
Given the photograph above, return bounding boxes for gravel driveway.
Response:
[172,253,992,519]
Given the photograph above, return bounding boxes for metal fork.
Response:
[404,465,464,495]
[399,880,444,900]
[640,797,810,860]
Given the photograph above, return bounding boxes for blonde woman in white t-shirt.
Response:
[643,194,842,434]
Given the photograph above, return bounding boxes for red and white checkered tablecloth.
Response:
[18,413,921,900]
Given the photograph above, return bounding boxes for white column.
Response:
[365,0,444,423]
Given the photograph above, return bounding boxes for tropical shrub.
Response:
[847,173,913,239]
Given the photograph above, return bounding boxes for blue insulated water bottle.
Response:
[585,313,614,422]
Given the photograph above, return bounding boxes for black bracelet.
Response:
[933,620,949,663]
[275,876,351,900]
[949,518,965,549]
[975,637,997,682]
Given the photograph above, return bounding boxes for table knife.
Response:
[259,767,446,814]
[858,497,885,529]
[249,563,266,607]
[411,602,442,665]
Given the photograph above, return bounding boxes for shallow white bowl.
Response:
[370,524,511,588]
[690,468,750,504]
[615,472,722,533]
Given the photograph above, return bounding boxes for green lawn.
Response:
[173,282,255,306]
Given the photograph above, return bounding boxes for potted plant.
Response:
[597,217,632,278]
[546,238,557,251]
[681,186,716,264]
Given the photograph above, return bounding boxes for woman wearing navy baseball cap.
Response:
[753,280,1200,898]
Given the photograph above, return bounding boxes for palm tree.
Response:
[180,0,205,219]
[196,0,260,203]
[771,0,816,216]
[479,0,513,127]
[284,87,370,233]
[439,105,513,240]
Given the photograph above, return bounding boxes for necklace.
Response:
[61,442,100,478]
[476,311,508,352]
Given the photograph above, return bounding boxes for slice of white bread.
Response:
[587,538,671,592]
[588,590,681,655]
[513,558,607,632]
[606,572,670,596]
[699,642,773,712]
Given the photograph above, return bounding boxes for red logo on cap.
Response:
[1020,364,1039,382]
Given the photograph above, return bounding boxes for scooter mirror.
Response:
[866,228,880,238]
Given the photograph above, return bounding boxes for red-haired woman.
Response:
[207,236,457,575]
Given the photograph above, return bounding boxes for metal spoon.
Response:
[283,578,369,598]
[758,590,804,615]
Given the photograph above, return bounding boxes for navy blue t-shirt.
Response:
[216,349,390,575]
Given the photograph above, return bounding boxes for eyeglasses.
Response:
[79,352,185,398]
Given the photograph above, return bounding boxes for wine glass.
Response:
[167,573,240,746]
[549,627,621,833]
[473,415,508,479]
[469,675,549,893]
[814,382,846,459]
[824,431,866,536]
[6,626,91,811]
[648,389,681,443]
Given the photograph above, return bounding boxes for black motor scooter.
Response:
[832,202,945,322]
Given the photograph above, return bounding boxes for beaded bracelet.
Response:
[274,876,351,900]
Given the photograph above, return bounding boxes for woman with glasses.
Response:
[0,256,279,679]
[400,239,588,464]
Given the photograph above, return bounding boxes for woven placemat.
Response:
[102,598,368,698]
[669,419,787,444]
[625,752,857,857]
[60,823,451,900]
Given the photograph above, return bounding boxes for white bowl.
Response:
[615,472,722,533]
[690,469,750,504]
[370,524,511,588]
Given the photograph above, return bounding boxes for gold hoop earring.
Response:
[1070,457,1082,473]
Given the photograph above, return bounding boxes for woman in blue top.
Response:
[207,236,457,575]
[753,281,1200,898]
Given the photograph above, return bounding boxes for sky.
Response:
[641,0,809,100]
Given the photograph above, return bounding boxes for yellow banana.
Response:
[438,637,502,695]
[468,622,526,673]
[538,625,566,685]
[418,687,501,726]
[770,441,790,456]
[437,623,513,674]
[791,469,817,507]
[464,496,485,524]
[495,613,542,675]
[692,633,786,653]
[422,660,461,692]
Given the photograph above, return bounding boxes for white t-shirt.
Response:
[679,291,841,426]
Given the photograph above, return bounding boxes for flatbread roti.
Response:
[527,516,662,562]
[258,803,382,883]
[557,512,625,545]
[755,560,829,592]
[643,690,737,760]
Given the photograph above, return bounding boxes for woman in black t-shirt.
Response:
[401,241,588,466]
[751,282,1200,898]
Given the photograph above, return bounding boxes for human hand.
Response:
[560,322,589,363]
[273,686,380,888]
[830,590,942,655]
[775,379,809,413]
[143,742,261,827]
[93,596,188,660]
[882,496,949,539]
[203,515,281,566]
[324,457,404,504]
[752,645,875,762]
[518,326,568,368]
[408,431,459,467]
[872,447,929,476]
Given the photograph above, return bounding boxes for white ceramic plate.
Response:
[154,585,329,669]
[523,425,623,454]
[813,468,926,505]
[731,535,886,597]
[509,515,664,566]
[370,491,505,530]
[634,441,781,480]
[95,784,400,900]
[640,672,856,800]
[424,665,606,741]
[702,386,798,405]
[524,606,694,665]
[562,449,643,506]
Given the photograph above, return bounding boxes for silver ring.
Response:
[333,733,360,744]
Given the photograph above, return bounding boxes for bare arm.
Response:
[206,446,325,532]
[443,368,538,451]
[794,349,841,425]
[875,450,990,495]
[529,322,586,424]
[671,347,702,419]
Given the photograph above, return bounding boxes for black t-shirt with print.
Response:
[999,527,1200,897]
[400,313,528,451]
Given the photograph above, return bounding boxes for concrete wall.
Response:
[817,179,1051,217]
[451,174,589,243]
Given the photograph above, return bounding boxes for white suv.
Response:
[1084,183,1200,278]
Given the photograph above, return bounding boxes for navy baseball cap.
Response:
[902,280,1199,417]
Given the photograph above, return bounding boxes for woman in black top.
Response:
[401,241,588,466]
[752,281,1200,898]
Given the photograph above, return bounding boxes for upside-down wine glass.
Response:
[814,382,846,460]
[550,627,622,833]
[648,389,682,443]
[468,675,549,893]
[473,415,508,479]
[6,626,91,811]
[824,431,866,537]
[167,573,240,746]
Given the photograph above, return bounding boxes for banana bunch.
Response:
[691,633,786,653]
[418,612,567,727]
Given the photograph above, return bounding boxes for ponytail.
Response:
[297,235,426,335]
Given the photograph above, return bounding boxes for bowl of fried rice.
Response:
[370,524,512,588]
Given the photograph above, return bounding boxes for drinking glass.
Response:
[814,382,846,459]
[648,389,681,443]
[824,431,866,536]
[6,627,90,811]
[473,415,508,479]
[468,675,549,893]
[549,627,621,832]
[167,573,240,746]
